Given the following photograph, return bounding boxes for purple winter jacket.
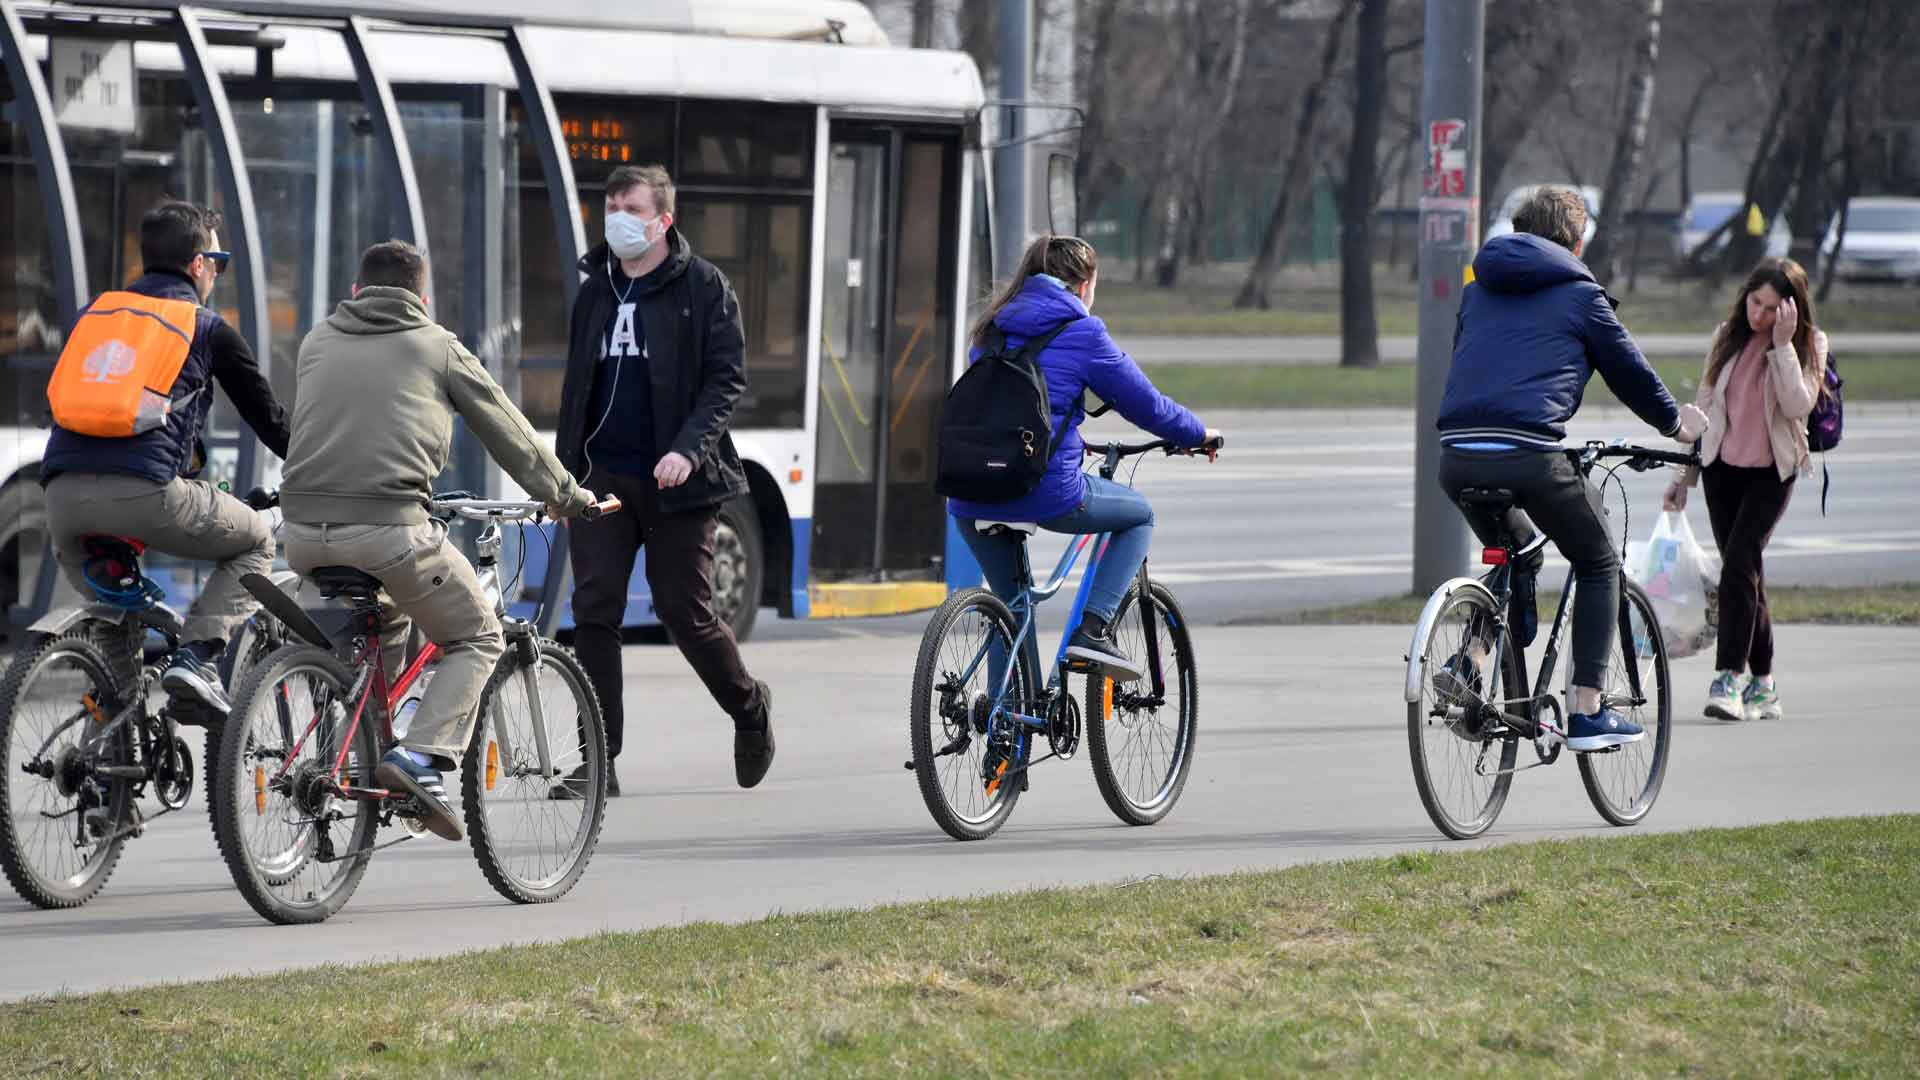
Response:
[947,274,1206,523]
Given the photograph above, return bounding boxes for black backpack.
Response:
[935,319,1077,503]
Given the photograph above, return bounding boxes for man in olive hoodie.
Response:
[280,241,593,841]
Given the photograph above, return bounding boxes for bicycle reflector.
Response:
[254,765,266,816]
[1482,547,1509,566]
[485,740,499,792]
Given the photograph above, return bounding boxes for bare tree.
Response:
[1151,0,1251,287]
[1478,1,1575,236]
[1336,0,1389,368]
[1234,0,1358,309]
[1585,0,1663,286]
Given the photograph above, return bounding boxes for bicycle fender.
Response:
[29,603,137,637]
[1405,577,1497,703]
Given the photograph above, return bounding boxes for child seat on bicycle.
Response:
[1436,186,1705,751]
[947,236,1216,682]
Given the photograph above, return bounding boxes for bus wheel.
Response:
[712,496,764,643]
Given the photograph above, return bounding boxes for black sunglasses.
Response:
[201,250,231,274]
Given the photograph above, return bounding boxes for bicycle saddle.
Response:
[309,566,384,599]
[974,520,1038,536]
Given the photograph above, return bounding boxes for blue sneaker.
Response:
[1566,708,1645,752]
[373,748,463,841]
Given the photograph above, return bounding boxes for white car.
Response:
[1673,190,1791,263]
[1822,196,1920,282]
[1485,183,1601,247]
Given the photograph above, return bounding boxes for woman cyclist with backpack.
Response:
[946,235,1219,681]
[1664,257,1828,723]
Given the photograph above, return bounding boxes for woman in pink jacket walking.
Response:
[1664,258,1827,723]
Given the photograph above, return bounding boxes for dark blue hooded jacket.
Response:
[1438,233,1680,449]
[948,275,1205,523]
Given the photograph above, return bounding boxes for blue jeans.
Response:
[957,475,1155,625]
[956,477,1156,703]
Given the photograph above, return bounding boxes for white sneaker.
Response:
[1704,671,1746,721]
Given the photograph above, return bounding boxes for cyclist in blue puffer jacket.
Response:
[949,235,1218,681]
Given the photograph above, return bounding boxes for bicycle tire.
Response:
[462,638,608,904]
[910,588,1034,841]
[0,632,133,909]
[1084,580,1198,826]
[213,644,378,925]
[1407,583,1523,840]
[1577,578,1672,826]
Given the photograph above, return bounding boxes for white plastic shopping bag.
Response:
[1626,511,1720,660]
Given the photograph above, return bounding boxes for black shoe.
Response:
[161,651,231,715]
[733,680,774,789]
[1064,615,1144,682]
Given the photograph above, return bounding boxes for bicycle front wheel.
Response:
[1085,581,1198,826]
[462,637,607,903]
[1578,578,1672,826]
[0,633,133,909]
[213,645,379,925]
[910,588,1034,841]
[1408,583,1522,840]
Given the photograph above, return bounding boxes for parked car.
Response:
[1672,190,1791,264]
[1485,184,1602,247]
[1821,196,1920,282]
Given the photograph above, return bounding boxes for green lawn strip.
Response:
[1100,276,1920,339]
[1138,353,1920,410]
[3,818,1918,1077]
[1256,583,1920,628]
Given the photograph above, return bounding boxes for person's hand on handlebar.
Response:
[547,488,596,520]
[1674,403,1708,445]
[1200,428,1223,463]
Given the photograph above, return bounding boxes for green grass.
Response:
[1099,272,1920,339]
[1262,583,1920,627]
[2,818,1917,1076]
[1138,352,1920,409]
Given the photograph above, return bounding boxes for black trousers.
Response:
[1701,460,1793,677]
[569,471,760,760]
[1439,447,1620,691]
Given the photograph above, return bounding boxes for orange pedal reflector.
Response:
[254,765,266,816]
[485,740,499,792]
[985,758,1008,796]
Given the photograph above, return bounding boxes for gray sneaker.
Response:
[1704,671,1746,721]
[161,652,231,715]
[1742,680,1782,721]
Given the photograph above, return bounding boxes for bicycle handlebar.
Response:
[1083,434,1225,458]
[429,495,623,522]
[1573,440,1700,472]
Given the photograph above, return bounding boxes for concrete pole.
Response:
[994,0,1031,279]
[1412,0,1484,594]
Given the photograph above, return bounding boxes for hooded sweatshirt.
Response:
[1438,233,1680,450]
[281,286,586,525]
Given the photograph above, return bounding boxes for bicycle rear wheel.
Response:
[1578,579,1672,826]
[212,645,378,925]
[1408,584,1523,840]
[1084,581,1197,826]
[910,588,1034,840]
[0,633,133,909]
[462,636,607,903]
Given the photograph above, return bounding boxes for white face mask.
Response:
[605,211,656,261]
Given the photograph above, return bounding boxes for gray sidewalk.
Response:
[3,621,1913,1000]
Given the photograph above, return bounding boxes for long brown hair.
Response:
[1705,258,1820,392]
[969,234,1098,347]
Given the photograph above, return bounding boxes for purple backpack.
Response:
[1807,352,1842,513]
[1807,351,1843,452]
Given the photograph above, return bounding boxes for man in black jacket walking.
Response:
[554,165,773,796]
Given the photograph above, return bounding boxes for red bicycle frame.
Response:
[270,627,442,796]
